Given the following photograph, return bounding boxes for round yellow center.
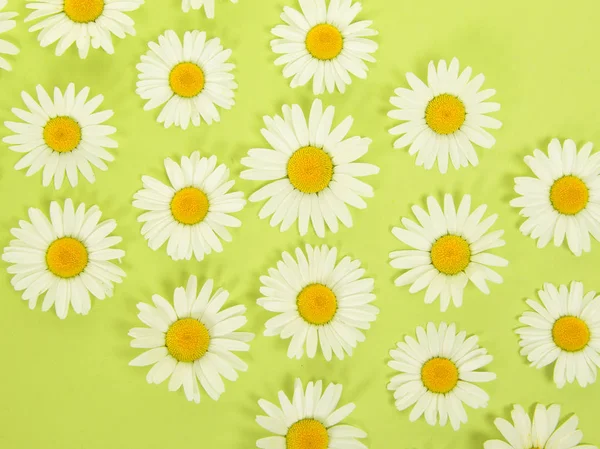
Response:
[550,176,589,215]
[287,146,333,194]
[421,357,459,394]
[169,62,205,98]
[305,23,343,60]
[430,235,471,275]
[46,237,88,278]
[165,318,210,362]
[170,187,209,225]
[425,94,466,135]
[552,316,590,352]
[43,116,82,153]
[286,419,329,449]
[63,0,104,23]
[297,284,337,325]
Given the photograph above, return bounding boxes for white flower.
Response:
[181,0,236,18]
[0,0,19,71]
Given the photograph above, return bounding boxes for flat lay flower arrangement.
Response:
[0,1,599,449]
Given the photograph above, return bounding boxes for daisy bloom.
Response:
[129,276,254,403]
[389,194,508,311]
[388,58,502,173]
[25,0,144,58]
[133,151,245,261]
[256,378,367,449]
[388,322,496,430]
[510,138,600,256]
[136,30,236,130]
[181,0,235,18]
[241,99,379,237]
[0,0,19,71]
[271,0,377,95]
[516,281,600,388]
[258,244,377,361]
[2,199,125,319]
[484,404,597,449]
[3,84,117,189]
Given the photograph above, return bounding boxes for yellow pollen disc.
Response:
[287,146,333,194]
[552,316,590,352]
[46,237,88,278]
[430,234,471,275]
[170,187,209,225]
[550,176,589,215]
[421,357,459,394]
[297,284,337,325]
[286,419,329,449]
[165,318,210,362]
[305,23,343,60]
[169,62,205,98]
[425,94,466,135]
[43,116,82,153]
[63,0,104,23]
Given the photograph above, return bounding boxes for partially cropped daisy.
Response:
[133,151,245,261]
[516,281,600,388]
[0,0,19,71]
[388,322,496,430]
[258,244,377,361]
[388,58,502,173]
[510,139,600,256]
[181,0,234,18]
[256,378,367,449]
[129,276,254,403]
[136,30,236,130]
[390,194,508,311]
[484,404,597,449]
[271,0,377,95]
[3,84,117,189]
[2,199,125,319]
[25,0,144,58]
[241,99,379,237]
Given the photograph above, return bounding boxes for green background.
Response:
[1,0,599,447]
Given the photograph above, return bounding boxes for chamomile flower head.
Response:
[388,58,502,173]
[388,322,496,430]
[129,276,254,403]
[0,0,19,71]
[136,30,237,130]
[271,0,378,95]
[25,0,144,58]
[510,138,600,256]
[181,0,235,18]
[390,194,508,311]
[2,199,125,319]
[241,99,379,237]
[516,281,600,388]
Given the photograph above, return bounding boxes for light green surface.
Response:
[1,0,599,448]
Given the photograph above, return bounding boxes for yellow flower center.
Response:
[63,0,104,23]
[170,187,209,225]
[421,357,459,394]
[305,23,343,60]
[165,318,210,362]
[430,234,471,275]
[287,146,333,194]
[169,62,205,98]
[425,94,466,135]
[286,419,329,449]
[552,316,591,352]
[46,237,88,278]
[43,116,82,153]
[297,284,337,325]
[550,176,589,215]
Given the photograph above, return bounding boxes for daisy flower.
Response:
[388,58,502,173]
[3,84,117,189]
[256,378,367,449]
[2,199,125,319]
[271,0,377,95]
[240,99,379,237]
[133,151,245,261]
[25,0,144,58]
[0,0,19,71]
[136,30,237,130]
[516,281,600,388]
[129,275,254,403]
[388,322,496,430]
[181,0,235,18]
[389,194,508,311]
[510,138,600,256]
[258,244,377,361]
[484,404,597,449]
